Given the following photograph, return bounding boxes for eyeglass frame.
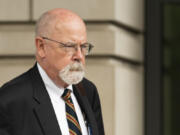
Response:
[41,36,94,56]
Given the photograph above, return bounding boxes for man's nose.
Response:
[72,46,84,61]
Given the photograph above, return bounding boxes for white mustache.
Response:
[68,62,84,72]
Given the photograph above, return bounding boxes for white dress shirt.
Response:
[37,63,88,135]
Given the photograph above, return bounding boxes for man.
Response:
[0,8,104,135]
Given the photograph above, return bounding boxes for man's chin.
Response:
[62,77,83,85]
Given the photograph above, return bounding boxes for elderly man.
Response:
[0,8,104,135]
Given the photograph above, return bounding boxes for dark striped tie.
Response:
[62,89,82,135]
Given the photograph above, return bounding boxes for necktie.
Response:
[62,89,82,135]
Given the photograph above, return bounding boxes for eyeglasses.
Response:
[42,37,94,56]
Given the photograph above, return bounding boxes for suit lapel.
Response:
[73,84,99,135]
[29,64,62,135]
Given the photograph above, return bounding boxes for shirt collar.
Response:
[37,63,73,101]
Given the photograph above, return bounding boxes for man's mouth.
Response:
[69,68,82,72]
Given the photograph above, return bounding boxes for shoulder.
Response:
[0,69,31,90]
[0,69,32,103]
[81,78,97,90]
[81,78,98,97]
[80,78,100,104]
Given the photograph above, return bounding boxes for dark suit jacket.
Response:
[0,64,104,135]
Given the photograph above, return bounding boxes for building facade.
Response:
[0,0,144,135]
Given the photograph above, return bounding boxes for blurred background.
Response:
[0,0,179,135]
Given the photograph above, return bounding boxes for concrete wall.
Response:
[0,0,144,135]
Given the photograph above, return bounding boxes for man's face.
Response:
[39,19,87,86]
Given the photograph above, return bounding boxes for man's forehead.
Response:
[55,19,85,31]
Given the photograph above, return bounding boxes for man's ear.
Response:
[35,37,46,58]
